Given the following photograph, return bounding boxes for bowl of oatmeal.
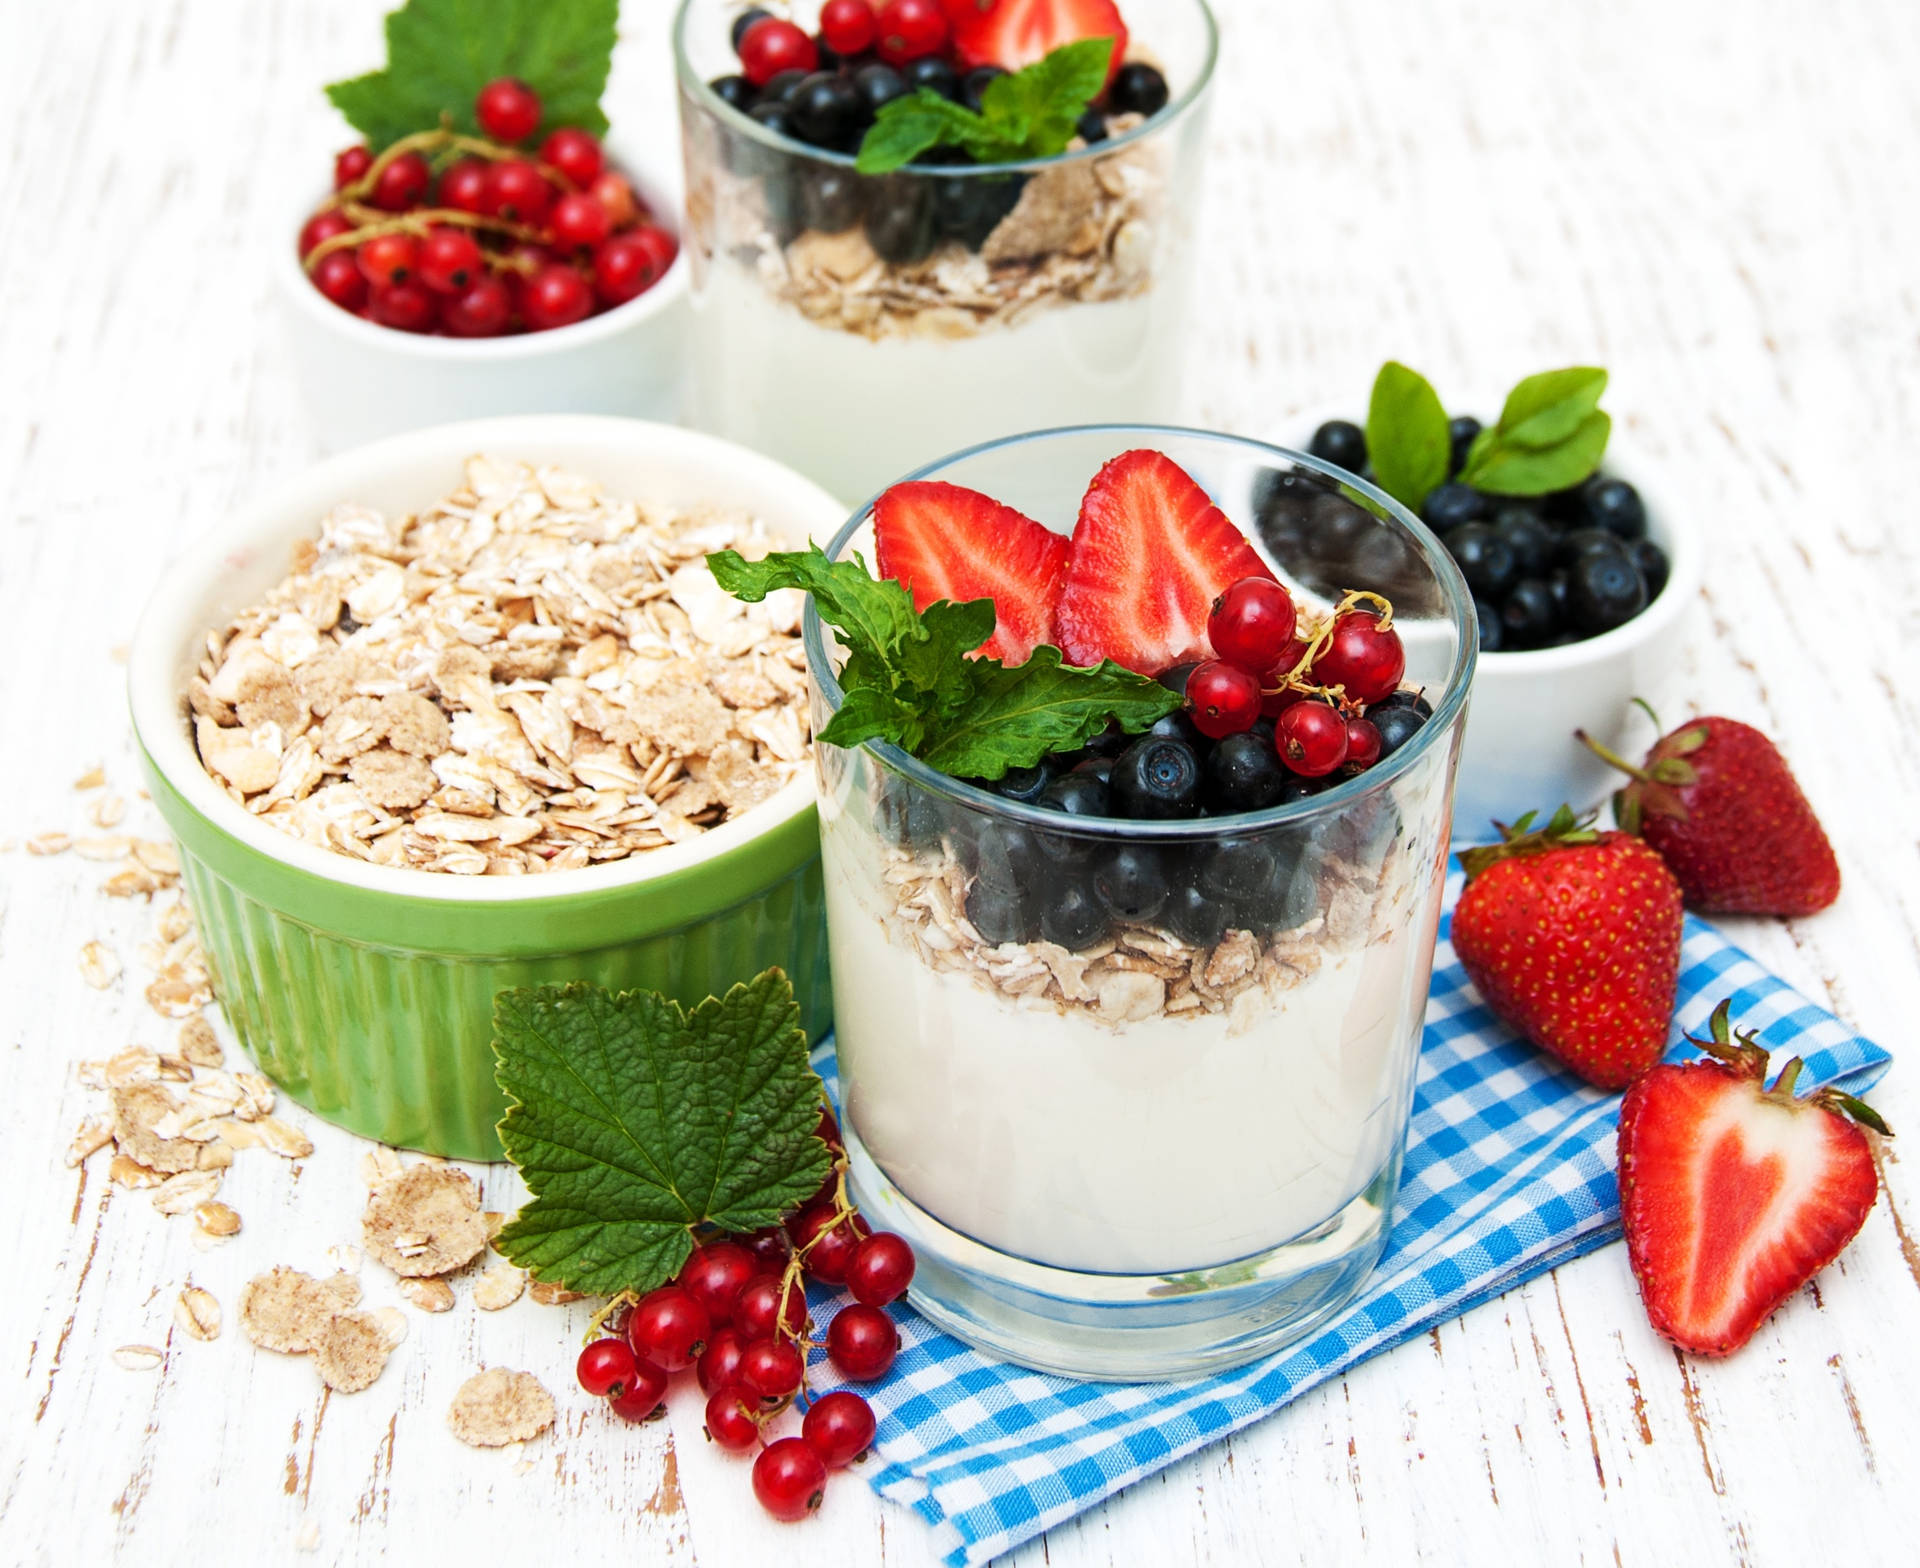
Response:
[128,415,845,1159]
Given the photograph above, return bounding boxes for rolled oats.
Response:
[471,1262,526,1312]
[78,941,121,989]
[237,1267,362,1354]
[174,1285,222,1341]
[397,1277,456,1313]
[314,1311,393,1393]
[447,1368,555,1448]
[363,1165,489,1277]
[113,1345,164,1372]
[194,1201,242,1238]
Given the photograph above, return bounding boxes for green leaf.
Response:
[1493,367,1608,450]
[918,648,1180,777]
[492,970,832,1297]
[1462,410,1611,495]
[1365,361,1452,513]
[710,546,929,667]
[325,0,617,151]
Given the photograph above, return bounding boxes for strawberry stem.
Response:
[1456,803,1599,880]
[1575,728,1652,784]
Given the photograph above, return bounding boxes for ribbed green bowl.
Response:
[129,417,844,1160]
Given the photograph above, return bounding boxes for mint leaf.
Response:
[1461,411,1611,495]
[1492,367,1608,450]
[855,91,1019,174]
[493,969,831,1297]
[326,0,617,151]
[711,545,927,667]
[1365,361,1452,512]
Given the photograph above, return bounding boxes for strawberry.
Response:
[1055,450,1274,674]
[873,480,1070,664]
[1619,999,1889,1355]
[1452,806,1684,1090]
[1581,714,1840,917]
[949,0,1130,82]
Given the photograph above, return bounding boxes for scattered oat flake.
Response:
[75,766,106,790]
[113,1345,164,1372]
[295,1520,321,1553]
[175,1286,222,1341]
[79,941,121,989]
[472,1263,526,1312]
[363,1165,488,1277]
[194,1201,242,1238]
[109,1153,164,1189]
[447,1369,555,1448]
[527,1279,587,1307]
[65,1115,114,1168]
[26,831,72,856]
[368,1307,409,1351]
[89,794,128,829]
[397,1277,456,1313]
[315,1311,393,1393]
[238,1267,362,1355]
[152,1169,223,1216]
[178,1016,224,1067]
[254,1116,314,1159]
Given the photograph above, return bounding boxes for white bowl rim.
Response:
[278,135,688,363]
[1283,398,1702,672]
[129,414,843,905]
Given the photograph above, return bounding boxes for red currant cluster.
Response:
[737,0,952,84]
[1188,579,1410,779]
[573,1108,912,1523]
[298,76,677,337]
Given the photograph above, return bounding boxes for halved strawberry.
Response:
[950,0,1130,82]
[873,480,1070,663]
[1618,1001,1889,1356]
[1055,450,1274,674]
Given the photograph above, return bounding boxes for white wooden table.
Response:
[3,0,1917,1562]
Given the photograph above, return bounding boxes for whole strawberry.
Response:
[1619,999,1888,1355]
[1581,714,1840,916]
[1453,806,1683,1089]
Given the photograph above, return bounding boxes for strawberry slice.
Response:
[1618,1002,1888,1356]
[873,480,1070,664]
[1056,450,1274,674]
[950,0,1130,81]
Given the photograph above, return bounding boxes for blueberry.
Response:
[1198,836,1281,901]
[864,176,936,264]
[1040,881,1109,950]
[1253,469,1322,540]
[1555,526,1628,569]
[1163,883,1230,947]
[1501,578,1560,648]
[1447,415,1482,477]
[1491,509,1557,578]
[1444,521,1518,599]
[731,7,772,51]
[1547,567,1571,618]
[961,65,1007,112]
[1037,771,1112,820]
[710,74,757,111]
[1279,773,1326,803]
[1093,844,1169,923]
[1423,482,1489,534]
[747,98,797,143]
[1581,476,1647,540]
[1241,857,1319,936]
[1368,689,1433,719]
[971,821,1040,892]
[904,55,962,100]
[1372,705,1426,758]
[933,171,1025,248]
[852,62,911,116]
[1157,662,1198,697]
[965,880,1034,944]
[994,759,1055,804]
[1081,724,1132,759]
[1148,709,1207,751]
[1111,736,1203,819]
[761,69,810,105]
[800,165,865,232]
[1109,62,1170,116]
[1309,420,1367,475]
[1071,755,1115,786]
[1566,552,1648,634]
[1474,598,1504,652]
[1205,731,1288,813]
[1076,108,1109,144]
[1628,537,1670,599]
[789,72,865,149]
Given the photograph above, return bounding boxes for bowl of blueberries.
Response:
[1289,394,1700,835]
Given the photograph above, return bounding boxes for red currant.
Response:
[441,274,512,337]
[738,18,819,85]
[475,77,542,143]
[482,158,553,224]
[369,151,431,212]
[627,1285,711,1371]
[705,1387,763,1452]
[826,1304,898,1381]
[607,1357,671,1422]
[519,262,593,330]
[802,1390,877,1469]
[539,126,605,188]
[591,227,676,308]
[576,1336,640,1398]
[298,209,353,258]
[734,1274,808,1341]
[550,190,612,252]
[697,1327,749,1395]
[311,250,369,311]
[369,280,438,333]
[679,1241,760,1327]
[737,1336,805,1404]
[815,1106,843,1151]
[752,1437,828,1521]
[876,0,949,64]
[846,1232,915,1308]
[416,228,482,294]
[357,232,418,288]
[1276,701,1349,778]
[1311,610,1405,706]
[1186,659,1261,739]
[333,145,373,191]
[1208,577,1298,674]
[1344,717,1383,771]
[437,158,490,214]
[737,1226,792,1275]
[589,170,641,229]
[820,0,879,55]
[793,1205,869,1286]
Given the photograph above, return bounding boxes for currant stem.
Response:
[301,206,547,272]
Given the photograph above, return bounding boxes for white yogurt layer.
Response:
[688,265,1182,504]
[826,845,1444,1276]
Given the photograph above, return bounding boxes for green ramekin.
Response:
[130,416,846,1161]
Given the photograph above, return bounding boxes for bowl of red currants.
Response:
[281,75,688,451]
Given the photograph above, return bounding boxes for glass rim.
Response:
[670,0,1220,179]
[801,423,1481,842]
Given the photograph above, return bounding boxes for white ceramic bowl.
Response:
[1285,408,1701,836]
[277,143,689,452]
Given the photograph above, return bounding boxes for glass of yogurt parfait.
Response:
[672,0,1219,502]
[796,427,1476,1378]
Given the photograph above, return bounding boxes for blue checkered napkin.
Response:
[808,887,1894,1568]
